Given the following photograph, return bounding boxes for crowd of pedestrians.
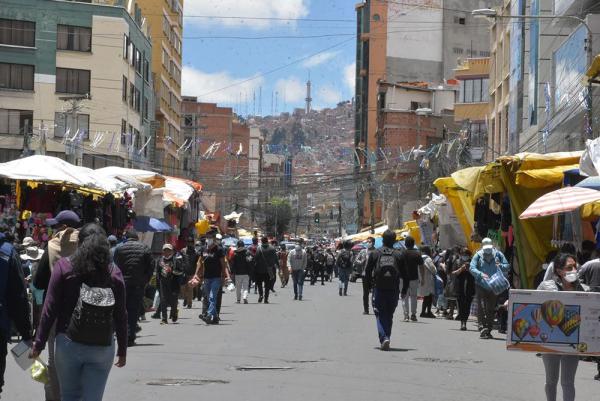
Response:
[1,210,599,401]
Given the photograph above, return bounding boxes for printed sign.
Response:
[507,289,600,356]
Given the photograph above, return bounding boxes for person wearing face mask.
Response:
[154,244,184,325]
[451,248,475,331]
[538,253,589,401]
[469,237,509,339]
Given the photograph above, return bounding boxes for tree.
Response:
[263,197,293,239]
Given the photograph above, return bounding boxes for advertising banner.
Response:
[507,289,600,356]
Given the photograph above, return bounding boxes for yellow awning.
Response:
[434,177,478,252]
[515,164,579,188]
[587,54,600,78]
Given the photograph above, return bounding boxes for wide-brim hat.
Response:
[20,246,44,261]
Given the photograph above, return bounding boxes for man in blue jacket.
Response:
[469,237,509,339]
[0,232,32,398]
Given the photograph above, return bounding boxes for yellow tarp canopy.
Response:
[396,220,422,245]
[434,177,478,252]
[439,152,582,287]
[515,164,579,188]
[587,54,600,79]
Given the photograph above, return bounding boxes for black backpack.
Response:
[374,248,400,290]
[67,268,115,347]
[338,250,353,271]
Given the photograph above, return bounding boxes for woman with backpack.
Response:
[31,223,127,401]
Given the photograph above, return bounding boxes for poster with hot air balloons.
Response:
[507,290,600,356]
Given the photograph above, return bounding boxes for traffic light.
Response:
[314,212,320,224]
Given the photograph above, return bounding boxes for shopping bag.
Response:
[30,359,49,384]
[486,270,510,295]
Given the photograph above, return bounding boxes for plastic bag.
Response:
[29,359,49,384]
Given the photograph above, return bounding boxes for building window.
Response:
[480,51,490,57]
[454,16,466,25]
[184,115,193,127]
[162,48,169,67]
[459,78,489,103]
[453,47,463,55]
[122,76,127,102]
[56,68,90,94]
[143,97,149,120]
[373,14,381,22]
[54,112,89,139]
[129,83,135,108]
[0,19,35,47]
[57,25,91,52]
[135,48,142,74]
[0,63,34,91]
[143,58,149,81]
[163,15,170,35]
[134,88,141,113]
[0,109,33,135]
[121,119,127,145]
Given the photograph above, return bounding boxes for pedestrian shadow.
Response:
[448,328,479,332]
[373,347,416,352]
[132,343,164,347]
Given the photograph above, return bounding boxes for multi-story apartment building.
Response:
[354,0,489,228]
[0,0,154,168]
[488,0,600,159]
[181,97,250,218]
[454,57,490,163]
[138,0,183,175]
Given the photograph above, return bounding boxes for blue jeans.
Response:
[372,288,399,344]
[55,333,114,401]
[339,269,350,292]
[204,278,222,318]
[291,270,304,297]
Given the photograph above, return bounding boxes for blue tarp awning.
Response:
[133,216,172,233]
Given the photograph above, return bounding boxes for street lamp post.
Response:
[473,8,595,142]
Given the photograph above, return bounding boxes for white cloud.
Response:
[344,62,355,92]
[275,77,305,103]
[302,51,340,68]
[182,66,265,105]
[317,85,343,106]
[184,0,310,29]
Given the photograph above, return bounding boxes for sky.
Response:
[181,0,356,115]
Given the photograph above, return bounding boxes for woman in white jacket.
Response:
[537,253,588,401]
[419,246,437,318]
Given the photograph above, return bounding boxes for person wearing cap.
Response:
[32,209,80,401]
[113,229,153,345]
[154,243,184,324]
[254,236,279,304]
[195,230,230,323]
[469,237,509,339]
[182,237,199,309]
[21,245,44,328]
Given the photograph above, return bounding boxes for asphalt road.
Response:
[4,280,599,400]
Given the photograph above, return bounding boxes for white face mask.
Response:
[564,271,578,283]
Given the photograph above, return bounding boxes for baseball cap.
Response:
[46,210,80,227]
[481,237,494,250]
[162,243,174,251]
[107,235,118,244]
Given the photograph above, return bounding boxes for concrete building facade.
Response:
[0,0,154,168]
[137,0,183,175]
[453,57,490,162]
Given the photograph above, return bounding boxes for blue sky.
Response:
[181,0,356,115]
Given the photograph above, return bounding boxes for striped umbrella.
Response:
[520,187,600,219]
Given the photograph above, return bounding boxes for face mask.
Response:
[564,272,578,283]
[206,239,214,247]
